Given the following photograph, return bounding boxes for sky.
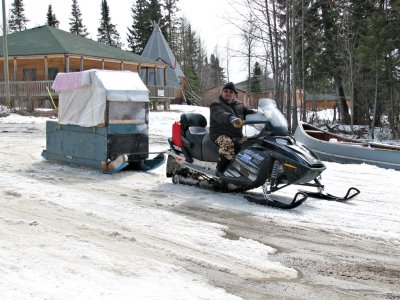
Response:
[0,103,399,298]
[1,0,246,82]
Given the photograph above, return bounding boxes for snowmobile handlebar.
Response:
[244,120,269,125]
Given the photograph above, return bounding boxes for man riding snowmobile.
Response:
[209,82,256,176]
[166,98,360,209]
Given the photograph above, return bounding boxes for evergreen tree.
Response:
[127,0,148,53]
[196,38,210,94]
[148,0,164,24]
[209,53,225,88]
[8,0,29,32]
[355,1,400,129]
[250,61,262,93]
[180,22,202,96]
[46,5,59,28]
[69,0,88,37]
[97,0,122,48]
[163,0,180,52]
[127,0,166,54]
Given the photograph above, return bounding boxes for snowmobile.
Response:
[165,98,360,209]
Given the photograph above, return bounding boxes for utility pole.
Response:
[285,0,291,131]
[2,0,11,108]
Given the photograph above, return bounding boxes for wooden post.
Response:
[154,65,157,85]
[2,0,11,107]
[13,57,17,81]
[65,55,70,72]
[44,56,48,80]
[80,56,84,71]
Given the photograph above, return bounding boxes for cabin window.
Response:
[23,69,37,81]
[156,69,166,85]
[148,69,155,84]
[48,68,58,80]
[108,101,148,125]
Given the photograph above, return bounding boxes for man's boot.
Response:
[216,156,231,176]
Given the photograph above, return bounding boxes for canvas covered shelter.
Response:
[52,69,149,127]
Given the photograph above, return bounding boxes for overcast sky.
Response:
[1,0,245,82]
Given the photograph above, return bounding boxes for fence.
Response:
[0,81,55,97]
[0,81,179,110]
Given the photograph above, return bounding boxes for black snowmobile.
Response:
[166,98,360,209]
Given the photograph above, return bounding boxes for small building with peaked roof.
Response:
[141,21,187,101]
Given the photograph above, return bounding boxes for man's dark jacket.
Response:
[209,96,255,141]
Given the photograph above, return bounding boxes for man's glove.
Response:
[229,116,244,128]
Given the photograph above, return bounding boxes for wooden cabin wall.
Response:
[0,57,140,81]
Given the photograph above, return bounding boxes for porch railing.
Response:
[0,80,178,100]
[0,80,55,97]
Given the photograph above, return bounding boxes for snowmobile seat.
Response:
[180,113,207,130]
[180,113,208,160]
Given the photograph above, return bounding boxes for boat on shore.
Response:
[294,122,400,171]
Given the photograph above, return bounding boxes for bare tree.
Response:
[224,40,232,82]
[240,15,258,93]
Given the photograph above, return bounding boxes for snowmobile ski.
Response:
[139,152,165,171]
[299,187,360,202]
[244,192,308,209]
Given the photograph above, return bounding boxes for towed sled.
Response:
[41,69,164,173]
[166,98,359,209]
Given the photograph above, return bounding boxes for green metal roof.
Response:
[0,25,163,66]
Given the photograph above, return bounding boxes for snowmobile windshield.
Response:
[245,98,289,136]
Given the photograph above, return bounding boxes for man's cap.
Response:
[222,82,237,94]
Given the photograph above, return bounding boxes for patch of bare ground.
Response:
[169,202,400,300]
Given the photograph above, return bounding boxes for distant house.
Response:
[235,77,276,108]
[0,25,176,108]
[305,94,352,110]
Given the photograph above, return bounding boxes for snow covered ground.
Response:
[0,105,399,299]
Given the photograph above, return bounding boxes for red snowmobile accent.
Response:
[172,121,184,147]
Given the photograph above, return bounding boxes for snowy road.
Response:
[1,112,400,299]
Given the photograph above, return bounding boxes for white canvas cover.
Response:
[52,70,149,127]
